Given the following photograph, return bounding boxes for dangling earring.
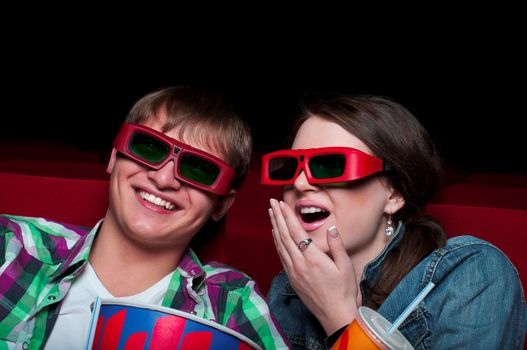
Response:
[385,215,394,237]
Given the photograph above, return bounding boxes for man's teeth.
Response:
[139,191,176,210]
[300,207,325,214]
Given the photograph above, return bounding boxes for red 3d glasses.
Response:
[261,147,390,185]
[113,123,236,195]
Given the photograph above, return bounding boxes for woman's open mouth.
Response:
[298,205,330,231]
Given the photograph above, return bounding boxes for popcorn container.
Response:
[86,298,262,350]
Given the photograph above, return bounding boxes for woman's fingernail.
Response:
[328,225,338,238]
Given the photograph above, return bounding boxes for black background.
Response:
[3,13,525,173]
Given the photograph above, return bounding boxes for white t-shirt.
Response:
[44,263,173,350]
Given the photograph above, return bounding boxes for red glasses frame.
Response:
[261,147,388,185]
[113,123,236,195]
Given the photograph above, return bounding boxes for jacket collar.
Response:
[362,220,405,280]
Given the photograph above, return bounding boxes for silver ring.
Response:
[298,238,313,252]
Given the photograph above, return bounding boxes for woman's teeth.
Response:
[300,207,324,214]
[300,206,329,223]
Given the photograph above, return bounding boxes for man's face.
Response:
[106,112,234,250]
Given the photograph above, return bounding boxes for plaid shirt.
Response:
[0,215,288,350]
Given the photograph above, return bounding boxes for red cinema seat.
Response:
[0,172,109,227]
[0,159,109,180]
[425,203,527,296]
[465,172,527,187]
[225,168,283,294]
[435,183,527,210]
[0,140,102,163]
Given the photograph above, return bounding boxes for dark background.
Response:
[2,15,525,173]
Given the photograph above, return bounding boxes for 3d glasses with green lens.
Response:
[113,123,235,195]
[261,147,390,185]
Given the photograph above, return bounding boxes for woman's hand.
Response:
[269,198,359,335]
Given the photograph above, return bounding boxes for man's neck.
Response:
[89,219,186,297]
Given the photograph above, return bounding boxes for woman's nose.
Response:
[293,170,318,192]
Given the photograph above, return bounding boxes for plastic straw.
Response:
[387,281,435,334]
[85,296,101,350]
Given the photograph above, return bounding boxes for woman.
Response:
[264,94,526,349]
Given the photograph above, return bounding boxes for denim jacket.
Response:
[267,223,527,349]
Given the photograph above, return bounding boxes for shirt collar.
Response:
[50,221,207,292]
[50,219,103,280]
[177,247,206,291]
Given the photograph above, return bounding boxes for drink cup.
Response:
[331,306,413,350]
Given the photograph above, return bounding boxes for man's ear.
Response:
[211,189,237,222]
[106,148,118,174]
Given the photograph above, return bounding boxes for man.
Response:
[0,86,288,349]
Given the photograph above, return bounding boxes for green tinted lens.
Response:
[129,132,170,163]
[268,157,298,180]
[180,154,220,186]
[309,154,346,179]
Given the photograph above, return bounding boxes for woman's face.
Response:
[283,116,403,263]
